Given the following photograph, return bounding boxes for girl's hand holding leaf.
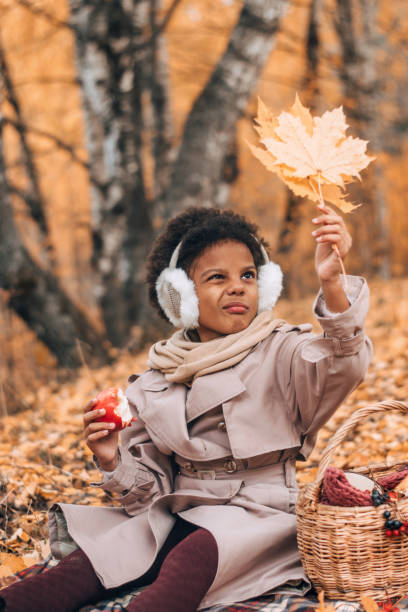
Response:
[312,202,352,313]
[313,202,352,281]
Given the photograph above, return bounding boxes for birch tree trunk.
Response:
[69,0,174,347]
[162,0,289,217]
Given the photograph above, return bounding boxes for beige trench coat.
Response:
[49,276,372,609]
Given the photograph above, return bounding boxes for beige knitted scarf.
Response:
[147,310,286,384]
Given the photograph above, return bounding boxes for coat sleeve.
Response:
[92,379,175,516]
[283,275,373,458]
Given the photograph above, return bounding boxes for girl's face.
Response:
[189,240,258,342]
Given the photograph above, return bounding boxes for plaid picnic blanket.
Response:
[5,556,408,612]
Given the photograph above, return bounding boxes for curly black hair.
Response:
[146,207,270,321]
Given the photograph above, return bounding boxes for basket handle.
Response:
[314,400,408,485]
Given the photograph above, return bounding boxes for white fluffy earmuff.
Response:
[156,242,200,328]
[256,243,283,314]
[156,239,283,329]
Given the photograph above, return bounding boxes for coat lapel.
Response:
[186,369,246,423]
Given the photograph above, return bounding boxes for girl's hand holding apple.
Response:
[83,387,135,472]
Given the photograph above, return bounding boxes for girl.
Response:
[0,205,372,612]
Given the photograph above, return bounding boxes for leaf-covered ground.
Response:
[1,278,408,579]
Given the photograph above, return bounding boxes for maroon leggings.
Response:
[127,515,200,587]
[0,518,219,612]
[126,521,218,612]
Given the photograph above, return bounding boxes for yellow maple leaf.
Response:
[317,591,336,612]
[249,94,375,213]
[248,142,356,212]
[360,595,379,612]
[0,552,27,578]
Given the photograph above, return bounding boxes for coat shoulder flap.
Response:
[139,369,169,392]
[125,369,168,413]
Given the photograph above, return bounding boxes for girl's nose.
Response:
[227,279,245,295]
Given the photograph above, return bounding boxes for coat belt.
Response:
[175,450,293,480]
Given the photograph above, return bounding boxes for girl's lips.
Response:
[223,303,248,314]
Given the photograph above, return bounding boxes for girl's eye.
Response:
[208,273,224,281]
[242,271,256,279]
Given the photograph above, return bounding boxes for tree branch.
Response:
[1,117,89,170]
[13,0,71,30]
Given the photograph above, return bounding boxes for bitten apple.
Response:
[93,387,135,432]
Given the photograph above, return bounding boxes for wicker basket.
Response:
[296,400,408,601]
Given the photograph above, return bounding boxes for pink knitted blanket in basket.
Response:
[321,466,408,506]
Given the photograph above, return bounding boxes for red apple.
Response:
[93,387,135,432]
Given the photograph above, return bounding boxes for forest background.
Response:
[2,0,408,411]
[1,0,408,575]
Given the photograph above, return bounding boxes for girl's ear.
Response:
[156,266,200,329]
[257,261,283,313]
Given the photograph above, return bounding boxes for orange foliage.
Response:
[1,278,408,588]
[0,0,408,401]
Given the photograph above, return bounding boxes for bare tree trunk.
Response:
[0,133,109,368]
[147,0,175,202]
[69,0,173,346]
[334,0,389,277]
[0,29,110,367]
[162,0,289,217]
[122,0,175,345]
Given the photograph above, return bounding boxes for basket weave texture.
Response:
[296,400,408,602]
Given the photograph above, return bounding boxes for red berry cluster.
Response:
[383,511,408,537]
[379,602,400,612]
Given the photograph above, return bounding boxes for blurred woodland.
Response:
[1,0,408,411]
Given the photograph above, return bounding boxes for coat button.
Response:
[183,462,195,473]
[217,421,227,433]
[224,460,237,473]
